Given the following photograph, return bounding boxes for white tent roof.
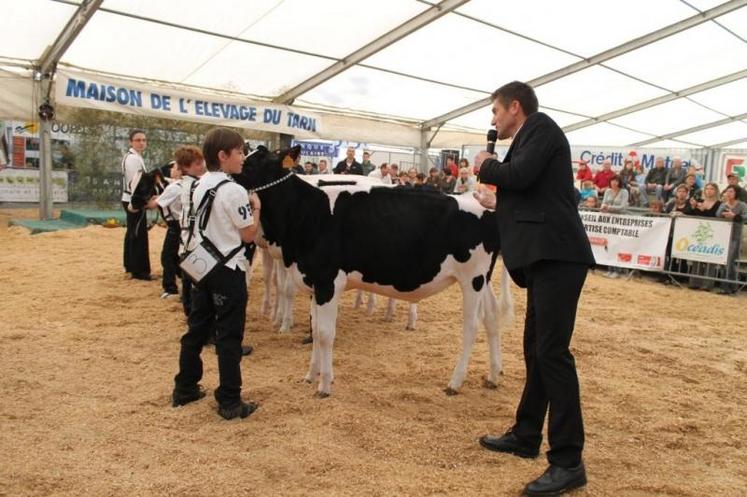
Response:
[2,0,747,148]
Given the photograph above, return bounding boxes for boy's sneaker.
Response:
[218,401,258,420]
[172,385,207,407]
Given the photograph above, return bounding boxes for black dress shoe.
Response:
[241,345,253,356]
[132,273,153,281]
[479,432,539,459]
[218,400,258,420]
[172,385,206,407]
[524,463,587,496]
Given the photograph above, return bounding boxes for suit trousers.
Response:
[174,265,247,408]
[122,202,150,277]
[512,260,588,468]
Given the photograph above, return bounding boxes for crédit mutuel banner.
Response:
[580,211,672,270]
[55,69,322,137]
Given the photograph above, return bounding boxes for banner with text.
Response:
[0,169,68,202]
[55,70,322,137]
[580,211,672,270]
[670,217,732,265]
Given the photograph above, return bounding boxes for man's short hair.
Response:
[202,127,244,171]
[174,145,204,171]
[491,81,538,115]
[128,128,145,141]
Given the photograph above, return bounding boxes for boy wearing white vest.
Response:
[172,128,261,420]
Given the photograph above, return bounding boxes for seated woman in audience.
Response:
[714,185,747,294]
[690,182,720,217]
[619,159,642,206]
[600,175,629,213]
[425,167,442,190]
[664,184,693,216]
[687,165,704,190]
[688,182,722,290]
[454,167,477,193]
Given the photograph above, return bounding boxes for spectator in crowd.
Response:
[360,151,375,176]
[318,159,329,174]
[576,159,593,183]
[407,167,418,185]
[334,147,363,174]
[647,200,664,214]
[682,174,701,202]
[715,185,747,294]
[726,173,747,202]
[688,182,722,291]
[397,170,410,186]
[687,165,704,189]
[390,163,399,178]
[459,158,470,173]
[414,172,436,190]
[445,156,459,178]
[600,175,629,213]
[690,182,721,217]
[664,184,693,216]
[303,161,318,175]
[643,157,668,205]
[440,168,455,193]
[582,195,599,209]
[425,167,442,190]
[368,162,392,184]
[454,167,477,193]
[579,180,596,202]
[619,158,642,206]
[592,159,615,194]
[662,156,686,201]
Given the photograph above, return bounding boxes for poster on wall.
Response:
[670,217,732,265]
[0,169,68,202]
[580,211,672,270]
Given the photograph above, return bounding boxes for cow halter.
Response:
[249,171,295,194]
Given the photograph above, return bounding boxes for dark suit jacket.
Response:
[479,112,594,287]
[334,159,363,175]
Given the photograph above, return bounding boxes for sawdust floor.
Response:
[0,207,745,496]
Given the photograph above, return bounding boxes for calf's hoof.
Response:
[482,377,499,389]
[443,387,459,396]
[314,391,330,399]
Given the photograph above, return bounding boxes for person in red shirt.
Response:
[445,156,459,178]
[575,160,593,183]
[593,159,615,194]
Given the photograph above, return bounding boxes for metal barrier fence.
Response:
[580,206,746,292]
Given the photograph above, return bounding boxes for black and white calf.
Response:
[236,146,513,396]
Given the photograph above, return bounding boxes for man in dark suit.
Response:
[333,147,363,175]
[473,81,595,497]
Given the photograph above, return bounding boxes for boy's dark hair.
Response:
[491,81,539,116]
[203,127,244,171]
[128,128,146,141]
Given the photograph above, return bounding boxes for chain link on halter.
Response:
[249,171,295,195]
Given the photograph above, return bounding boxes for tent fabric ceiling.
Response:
[2,0,746,148]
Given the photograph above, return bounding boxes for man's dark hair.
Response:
[491,81,538,115]
[128,128,146,141]
[202,127,244,171]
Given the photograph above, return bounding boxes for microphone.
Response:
[486,129,497,155]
